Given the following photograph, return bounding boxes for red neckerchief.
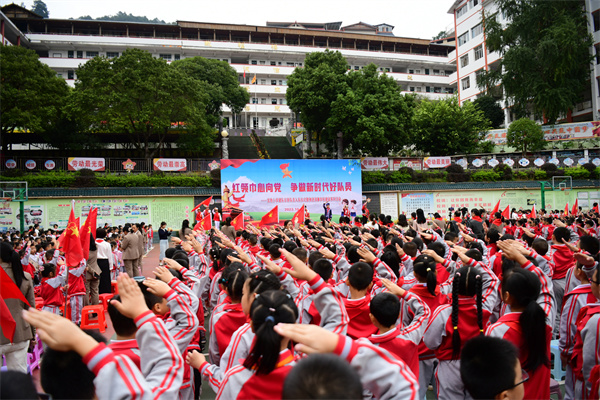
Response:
[453,217,462,223]
[492,218,503,226]
[472,216,482,222]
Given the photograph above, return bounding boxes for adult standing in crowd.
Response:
[221,216,236,241]
[136,223,144,274]
[0,242,35,373]
[85,235,100,305]
[158,221,172,264]
[120,224,140,277]
[180,219,193,240]
[95,228,113,294]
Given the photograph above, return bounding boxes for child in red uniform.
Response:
[367,282,430,380]
[67,260,87,324]
[423,249,499,400]
[40,263,65,315]
[486,245,554,400]
[342,262,378,339]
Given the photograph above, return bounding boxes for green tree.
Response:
[31,0,49,18]
[74,11,168,24]
[433,30,449,40]
[326,64,416,156]
[473,95,504,129]
[286,50,349,154]
[67,49,213,157]
[478,0,593,123]
[506,118,545,153]
[412,97,490,156]
[0,45,69,152]
[171,57,249,127]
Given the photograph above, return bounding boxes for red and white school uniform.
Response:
[40,275,65,315]
[108,339,141,369]
[560,284,595,400]
[67,263,87,323]
[343,294,378,340]
[571,302,600,400]
[213,210,221,230]
[209,302,247,366]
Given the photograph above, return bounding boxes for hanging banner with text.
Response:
[485,121,600,145]
[360,157,389,170]
[153,158,187,172]
[423,157,451,169]
[220,159,363,222]
[68,157,106,171]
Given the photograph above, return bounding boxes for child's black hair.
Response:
[312,259,333,282]
[41,330,107,399]
[164,247,177,259]
[370,292,400,328]
[380,251,400,279]
[41,262,56,278]
[445,232,459,242]
[427,241,445,258]
[247,270,282,295]
[502,268,548,371]
[460,336,519,400]
[283,240,298,253]
[347,262,373,291]
[403,242,418,257]
[224,267,248,302]
[269,244,282,259]
[107,294,137,337]
[282,353,363,399]
[413,254,437,295]
[531,238,549,256]
[244,290,298,375]
[260,237,273,250]
[292,247,307,263]
[485,229,500,244]
[464,248,482,262]
[0,370,39,400]
[307,251,324,268]
[346,245,361,264]
[451,266,483,359]
[552,227,570,243]
[579,235,600,255]
[139,281,164,310]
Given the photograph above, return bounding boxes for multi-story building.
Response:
[1,4,456,131]
[447,0,597,126]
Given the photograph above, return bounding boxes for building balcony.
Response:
[389,71,451,85]
[241,84,287,95]
[223,104,291,114]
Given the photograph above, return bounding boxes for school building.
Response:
[0,4,456,132]
[447,0,599,126]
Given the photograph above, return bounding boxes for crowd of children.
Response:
[2,202,600,400]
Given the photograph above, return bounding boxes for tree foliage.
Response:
[171,57,249,127]
[74,11,168,24]
[327,64,416,156]
[287,50,415,155]
[412,97,490,156]
[506,118,545,153]
[30,0,49,18]
[433,30,449,40]
[478,0,593,123]
[473,95,504,129]
[286,50,349,152]
[67,49,213,157]
[0,45,68,151]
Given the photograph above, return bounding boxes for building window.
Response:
[174,54,180,61]
[594,10,600,32]
[470,0,479,8]
[259,60,265,65]
[354,66,360,70]
[252,98,258,104]
[279,98,287,105]
[77,50,83,58]
[460,54,469,68]
[260,79,266,85]
[251,60,257,65]
[86,51,99,58]
[52,53,62,58]
[458,32,469,47]
[426,86,431,93]
[434,87,441,93]
[271,98,277,104]
[474,45,483,60]
[67,70,74,80]
[260,98,266,104]
[445,88,455,94]
[410,87,415,92]
[409,69,414,74]
[596,44,600,64]
[445,70,453,76]
[270,61,276,65]
[457,4,468,18]
[416,87,422,92]
[253,117,258,128]
[271,80,277,85]
[159,54,172,61]
[68,50,74,58]
[425,69,430,75]
[475,70,484,87]
[287,62,294,66]
[471,23,483,38]
[106,52,119,59]
[461,77,471,90]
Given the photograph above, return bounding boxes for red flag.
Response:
[80,208,95,260]
[260,205,279,227]
[192,196,213,213]
[571,199,578,216]
[63,206,84,266]
[0,267,29,305]
[232,212,245,230]
[292,205,305,226]
[194,213,212,231]
[89,207,98,239]
[565,203,569,216]
[528,204,537,219]
[0,295,16,342]
[501,205,510,220]
[490,200,501,218]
